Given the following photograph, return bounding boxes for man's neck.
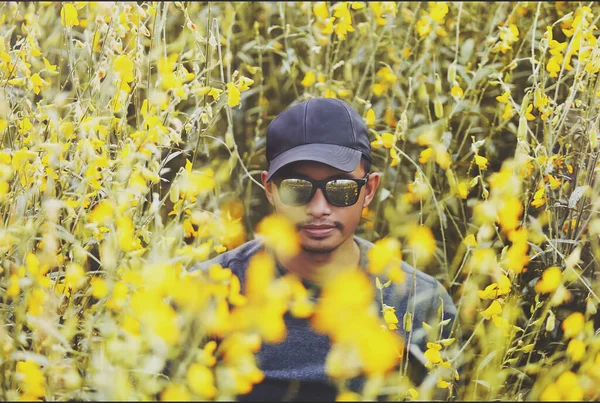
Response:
[276,235,361,284]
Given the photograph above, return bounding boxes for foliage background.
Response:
[0,1,599,401]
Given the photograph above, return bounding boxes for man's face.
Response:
[261,160,380,254]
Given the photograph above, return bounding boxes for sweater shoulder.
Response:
[188,239,263,274]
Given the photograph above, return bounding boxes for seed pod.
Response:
[418,82,429,102]
[546,310,556,332]
[435,73,442,94]
[169,182,180,203]
[517,116,527,140]
[434,97,443,119]
[447,62,457,84]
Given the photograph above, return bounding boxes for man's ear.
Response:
[362,172,381,208]
[261,170,275,205]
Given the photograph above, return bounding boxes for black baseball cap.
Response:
[265,98,372,182]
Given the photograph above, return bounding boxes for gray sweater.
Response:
[190,235,456,400]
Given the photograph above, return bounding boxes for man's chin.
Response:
[299,232,342,254]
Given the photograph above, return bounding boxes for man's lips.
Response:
[302,225,336,237]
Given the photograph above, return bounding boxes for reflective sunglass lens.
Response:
[326,180,359,206]
[279,179,313,205]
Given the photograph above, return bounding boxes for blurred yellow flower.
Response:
[187,364,217,398]
[534,266,562,294]
[566,339,585,362]
[429,2,449,24]
[407,225,436,264]
[419,147,433,164]
[450,84,463,98]
[161,384,191,401]
[113,55,135,83]
[463,234,477,247]
[90,277,108,299]
[256,214,299,258]
[88,200,114,226]
[313,2,329,19]
[65,263,86,290]
[301,71,316,88]
[562,312,585,339]
[16,360,46,399]
[336,391,361,401]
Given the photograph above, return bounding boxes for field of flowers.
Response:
[0,1,599,401]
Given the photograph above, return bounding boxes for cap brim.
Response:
[266,144,362,182]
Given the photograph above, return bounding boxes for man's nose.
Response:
[305,188,332,217]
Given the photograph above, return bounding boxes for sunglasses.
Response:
[273,174,369,207]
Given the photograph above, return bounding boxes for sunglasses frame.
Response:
[273,174,370,207]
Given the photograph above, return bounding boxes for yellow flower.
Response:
[566,339,585,362]
[480,300,503,319]
[450,84,463,98]
[463,234,478,247]
[546,55,562,78]
[364,108,376,127]
[419,147,433,164]
[226,82,241,107]
[525,104,535,120]
[389,147,401,167]
[313,2,329,19]
[474,155,488,170]
[370,132,395,149]
[301,71,316,88]
[562,312,585,339]
[207,87,223,100]
[457,181,470,199]
[437,377,450,389]
[496,91,510,104]
[113,55,135,83]
[30,73,47,95]
[547,174,561,190]
[502,103,514,120]
[477,275,511,299]
[424,342,443,365]
[416,17,432,37]
[429,2,449,24]
[332,2,355,41]
[383,305,399,330]
[60,3,79,28]
[531,187,546,208]
[534,266,562,294]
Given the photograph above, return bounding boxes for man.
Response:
[191,98,457,400]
